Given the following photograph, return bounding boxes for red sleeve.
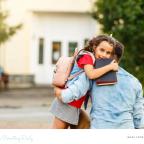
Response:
[77,54,93,69]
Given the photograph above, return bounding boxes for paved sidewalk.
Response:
[0,87,54,128]
[0,87,91,129]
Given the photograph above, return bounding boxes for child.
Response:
[50,34,118,129]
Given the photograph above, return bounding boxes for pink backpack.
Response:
[52,49,95,88]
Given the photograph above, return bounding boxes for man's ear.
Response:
[113,54,119,63]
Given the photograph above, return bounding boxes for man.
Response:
[54,40,144,129]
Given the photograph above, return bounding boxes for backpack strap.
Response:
[75,50,95,65]
[67,49,95,81]
[67,70,84,80]
[81,51,95,64]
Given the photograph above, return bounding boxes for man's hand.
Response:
[54,87,62,101]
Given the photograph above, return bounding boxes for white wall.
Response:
[0,0,100,85]
[1,0,97,75]
[30,12,98,84]
[1,0,32,74]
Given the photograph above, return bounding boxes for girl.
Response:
[50,34,118,129]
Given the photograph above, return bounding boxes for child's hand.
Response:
[54,87,62,101]
[110,60,118,71]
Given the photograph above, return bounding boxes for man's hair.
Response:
[115,40,124,62]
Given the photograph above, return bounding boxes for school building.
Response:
[0,0,100,86]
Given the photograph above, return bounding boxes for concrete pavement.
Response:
[0,87,91,128]
[0,87,54,128]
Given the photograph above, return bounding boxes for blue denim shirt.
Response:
[62,60,86,103]
[62,67,144,129]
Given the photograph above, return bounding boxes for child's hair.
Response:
[115,40,124,62]
[84,34,116,54]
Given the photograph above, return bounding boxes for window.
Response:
[68,42,78,56]
[52,41,61,64]
[38,38,44,64]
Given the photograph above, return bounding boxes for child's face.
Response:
[94,41,114,59]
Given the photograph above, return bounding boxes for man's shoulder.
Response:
[118,67,141,84]
[118,67,143,92]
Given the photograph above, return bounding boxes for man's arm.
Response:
[133,81,144,129]
[55,73,91,103]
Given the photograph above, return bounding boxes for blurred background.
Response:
[0,0,143,128]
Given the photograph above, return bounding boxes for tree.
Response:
[92,0,144,85]
[0,0,22,45]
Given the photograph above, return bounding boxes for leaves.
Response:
[92,0,144,85]
[0,0,22,45]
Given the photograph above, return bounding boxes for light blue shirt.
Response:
[62,67,144,129]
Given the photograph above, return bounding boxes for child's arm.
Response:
[84,60,118,79]
[54,73,91,103]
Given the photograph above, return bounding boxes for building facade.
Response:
[0,0,100,86]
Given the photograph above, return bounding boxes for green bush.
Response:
[92,0,144,88]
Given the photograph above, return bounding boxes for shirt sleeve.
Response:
[133,80,144,129]
[77,54,93,69]
[61,73,92,103]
